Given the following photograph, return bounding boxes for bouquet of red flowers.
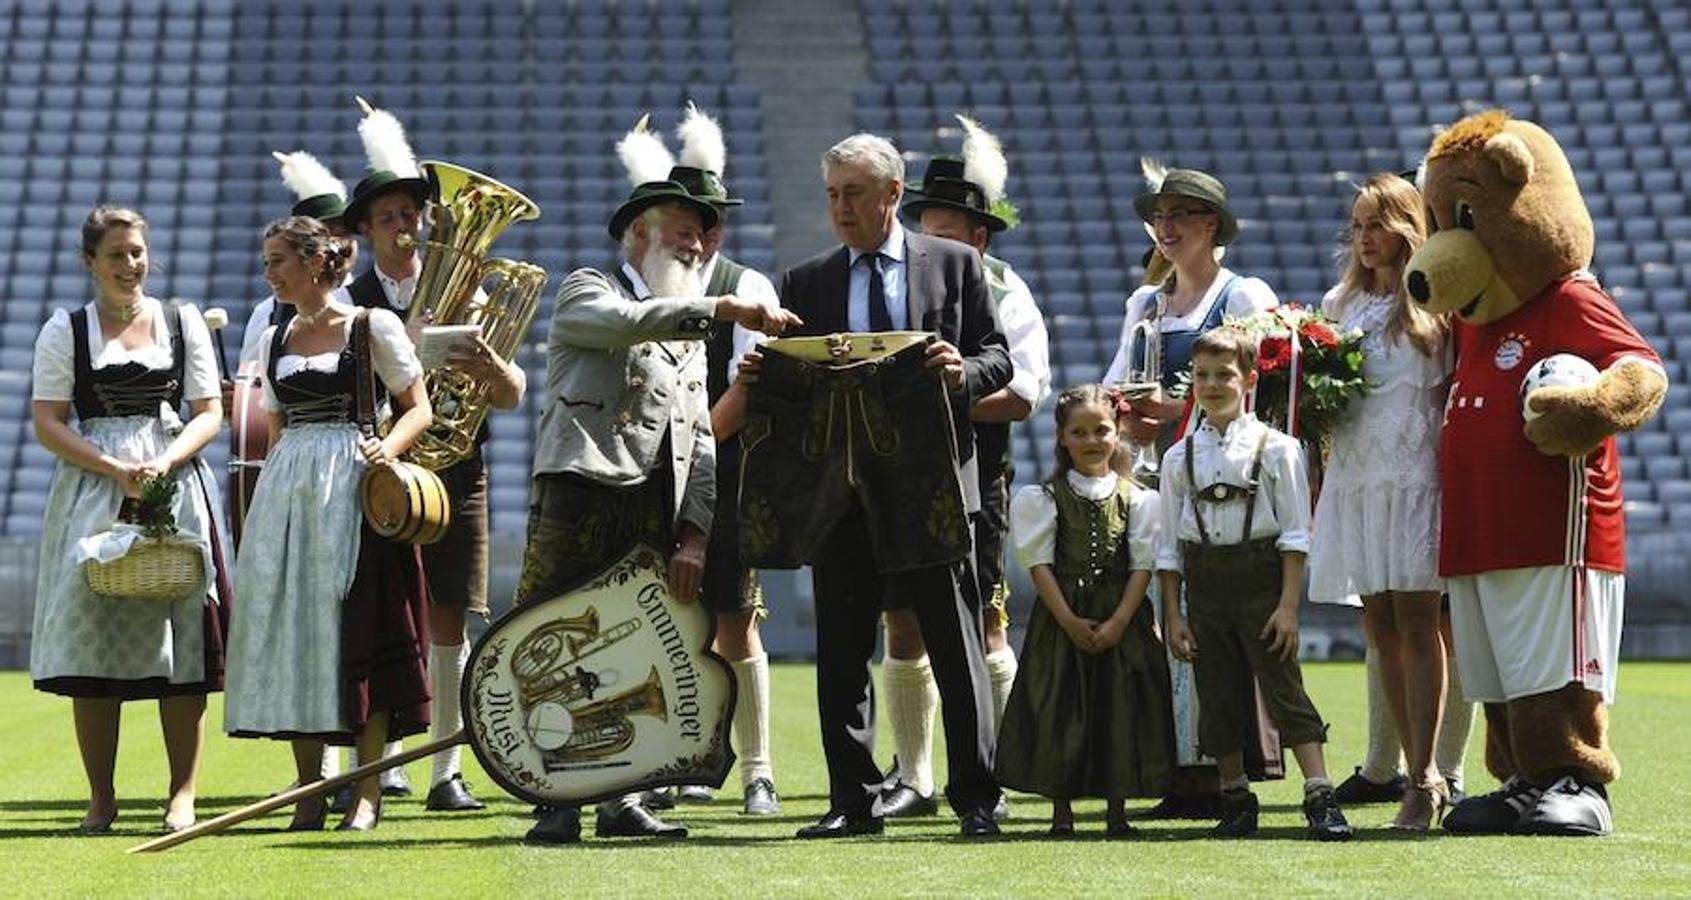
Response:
[1227,304,1369,446]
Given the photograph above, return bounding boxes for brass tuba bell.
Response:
[555,666,670,762]
[401,160,548,470]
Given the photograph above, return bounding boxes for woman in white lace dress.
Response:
[1309,174,1469,829]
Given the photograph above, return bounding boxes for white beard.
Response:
[641,242,703,298]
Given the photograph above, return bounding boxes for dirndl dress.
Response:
[30,300,231,698]
[224,313,429,743]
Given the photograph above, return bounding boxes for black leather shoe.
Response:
[879,782,940,818]
[379,766,412,798]
[327,784,354,815]
[525,807,582,845]
[1138,792,1224,820]
[1444,777,1544,835]
[959,810,1000,837]
[596,804,687,839]
[1301,786,1354,842]
[639,787,676,810]
[1208,790,1260,838]
[424,773,486,812]
[796,810,883,839]
[1332,767,1407,805]
[742,778,780,816]
[676,785,714,804]
[879,759,901,793]
[1513,775,1612,836]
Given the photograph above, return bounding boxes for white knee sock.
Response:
[319,747,340,780]
[731,653,773,787]
[430,641,470,787]
[883,654,939,796]
[985,646,1018,728]
[1435,655,1476,787]
[1361,644,1405,783]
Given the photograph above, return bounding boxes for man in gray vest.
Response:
[878,116,1050,819]
[522,122,799,844]
[647,105,784,816]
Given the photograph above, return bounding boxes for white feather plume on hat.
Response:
[677,102,727,177]
[957,115,1007,205]
[617,114,676,188]
[354,96,420,178]
[272,150,347,201]
[1139,157,1167,241]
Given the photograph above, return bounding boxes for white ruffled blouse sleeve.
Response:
[1126,485,1160,572]
[30,308,75,402]
[1009,483,1059,569]
[368,308,423,396]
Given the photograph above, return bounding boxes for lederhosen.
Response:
[1179,431,1326,759]
[46,304,231,697]
[512,268,677,610]
[739,339,970,581]
[697,255,765,616]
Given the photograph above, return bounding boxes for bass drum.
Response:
[228,358,270,549]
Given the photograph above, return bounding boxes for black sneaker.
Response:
[1444,777,1544,835]
[1332,767,1407,804]
[1302,785,1354,841]
[1208,790,1259,838]
[1513,775,1612,837]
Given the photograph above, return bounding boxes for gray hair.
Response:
[821,133,904,185]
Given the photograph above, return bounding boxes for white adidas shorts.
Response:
[1446,565,1623,705]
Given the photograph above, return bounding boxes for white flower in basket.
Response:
[80,474,204,603]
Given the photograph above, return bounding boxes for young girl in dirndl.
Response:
[995,384,1175,836]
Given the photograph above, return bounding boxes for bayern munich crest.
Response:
[463,545,736,806]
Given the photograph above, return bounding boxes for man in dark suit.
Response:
[750,133,1010,838]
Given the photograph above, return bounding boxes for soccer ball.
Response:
[1520,353,1599,421]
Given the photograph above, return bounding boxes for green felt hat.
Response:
[901,156,1010,232]
[667,165,743,208]
[1132,168,1239,246]
[608,181,722,240]
[290,192,347,224]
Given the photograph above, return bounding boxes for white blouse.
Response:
[32,296,221,404]
[257,306,422,412]
[1009,470,1161,571]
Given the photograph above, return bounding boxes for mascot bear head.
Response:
[1404,109,1593,325]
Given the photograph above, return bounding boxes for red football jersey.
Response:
[1439,275,1662,576]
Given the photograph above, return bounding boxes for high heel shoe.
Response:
[288,798,330,832]
[75,809,118,836]
[336,796,382,832]
[1389,778,1451,831]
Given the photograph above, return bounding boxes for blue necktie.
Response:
[864,252,893,332]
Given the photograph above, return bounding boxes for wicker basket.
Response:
[84,536,204,602]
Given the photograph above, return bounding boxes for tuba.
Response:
[401,160,548,470]
[554,666,670,763]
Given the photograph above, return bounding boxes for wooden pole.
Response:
[127,731,466,854]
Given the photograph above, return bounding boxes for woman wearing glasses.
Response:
[1101,168,1280,817]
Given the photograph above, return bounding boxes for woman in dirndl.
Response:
[223,216,432,832]
[30,205,232,835]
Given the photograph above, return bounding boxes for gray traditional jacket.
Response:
[532,262,717,533]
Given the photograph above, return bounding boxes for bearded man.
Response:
[519,125,798,844]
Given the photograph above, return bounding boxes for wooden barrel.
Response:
[360,460,451,545]
[228,359,270,549]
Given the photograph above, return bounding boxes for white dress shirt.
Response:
[846,221,909,332]
[989,256,1052,408]
[1155,412,1311,573]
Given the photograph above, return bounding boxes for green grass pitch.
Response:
[3,662,1689,897]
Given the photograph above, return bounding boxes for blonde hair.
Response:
[1336,173,1446,357]
[263,216,354,287]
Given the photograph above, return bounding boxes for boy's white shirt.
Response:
[1155,412,1311,574]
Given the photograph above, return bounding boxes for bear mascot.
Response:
[1404,109,1667,836]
